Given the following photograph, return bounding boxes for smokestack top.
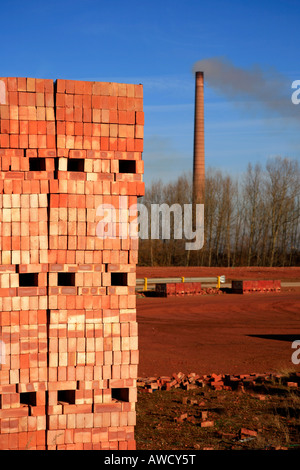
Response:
[195,70,204,80]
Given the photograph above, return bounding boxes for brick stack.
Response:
[231,280,281,294]
[155,282,203,297]
[0,77,144,450]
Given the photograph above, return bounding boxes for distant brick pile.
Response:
[155,282,223,297]
[155,282,203,297]
[231,280,281,294]
[0,77,144,450]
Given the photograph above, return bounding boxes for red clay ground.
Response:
[136,266,300,378]
[137,266,300,281]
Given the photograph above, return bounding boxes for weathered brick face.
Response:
[0,77,144,450]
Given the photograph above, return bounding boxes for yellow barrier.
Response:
[138,275,225,292]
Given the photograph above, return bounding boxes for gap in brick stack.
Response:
[0,76,144,450]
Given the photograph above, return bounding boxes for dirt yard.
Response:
[136,266,300,281]
[136,267,300,378]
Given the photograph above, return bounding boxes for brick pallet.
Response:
[0,77,144,450]
[231,280,281,294]
[155,282,203,297]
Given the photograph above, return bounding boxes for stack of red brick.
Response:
[0,77,144,450]
[231,280,281,294]
[155,282,203,297]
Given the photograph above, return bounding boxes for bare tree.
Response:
[138,157,300,267]
[242,163,264,266]
[265,157,300,267]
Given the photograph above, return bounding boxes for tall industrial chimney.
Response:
[193,71,205,206]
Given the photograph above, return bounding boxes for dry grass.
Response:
[135,378,300,450]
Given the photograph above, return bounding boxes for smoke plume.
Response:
[193,57,299,121]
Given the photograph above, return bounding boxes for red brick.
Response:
[0,75,144,451]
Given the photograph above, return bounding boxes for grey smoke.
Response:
[193,57,298,121]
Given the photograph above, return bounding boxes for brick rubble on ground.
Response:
[137,371,300,393]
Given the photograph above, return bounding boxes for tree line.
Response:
[138,156,300,267]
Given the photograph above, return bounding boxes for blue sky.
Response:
[1,0,299,185]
